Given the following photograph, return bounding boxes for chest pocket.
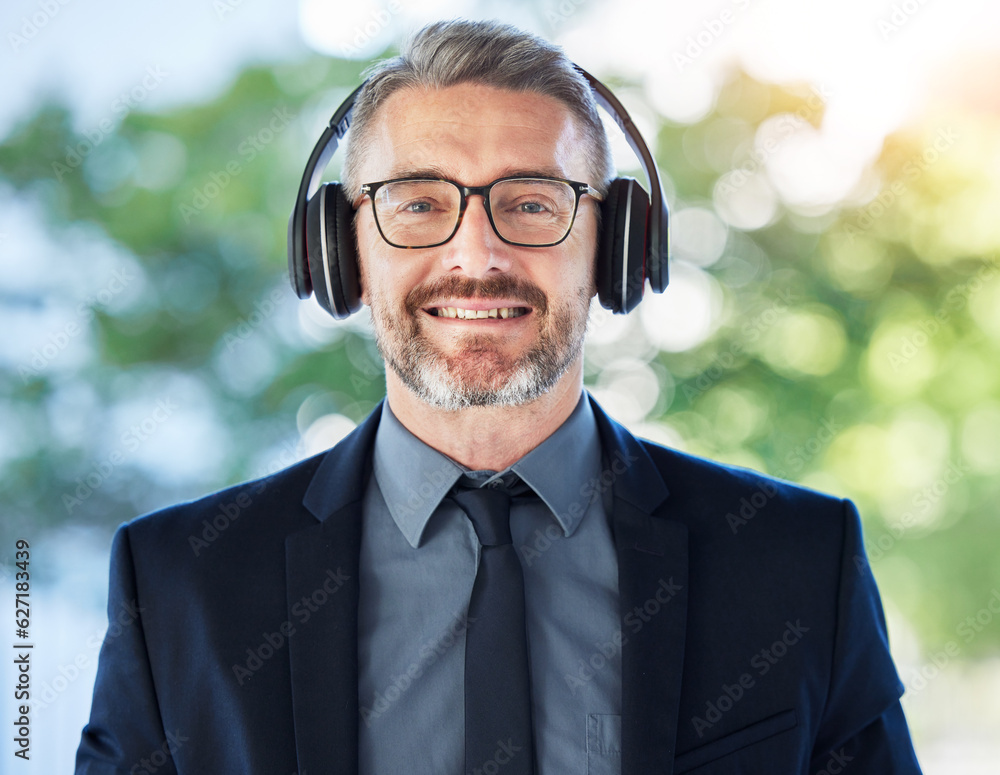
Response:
[587,713,622,775]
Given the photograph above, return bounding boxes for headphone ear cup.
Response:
[331,183,361,317]
[598,177,649,314]
[304,190,330,313]
[287,205,312,299]
[304,183,361,319]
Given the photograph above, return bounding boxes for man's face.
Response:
[355,82,599,410]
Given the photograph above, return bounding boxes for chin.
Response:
[399,357,563,411]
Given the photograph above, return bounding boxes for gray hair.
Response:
[340,19,614,198]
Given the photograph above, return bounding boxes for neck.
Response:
[385,360,585,471]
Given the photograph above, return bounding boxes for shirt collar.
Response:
[510,394,602,538]
[372,393,602,548]
[372,403,464,549]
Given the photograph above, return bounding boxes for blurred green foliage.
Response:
[1,52,998,655]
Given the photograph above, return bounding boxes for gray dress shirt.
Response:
[357,394,622,774]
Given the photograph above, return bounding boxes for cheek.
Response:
[558,228,599,296]
[356,219,386,305]
[358,241,426,311]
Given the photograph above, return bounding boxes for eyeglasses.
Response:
[358,176,604,249]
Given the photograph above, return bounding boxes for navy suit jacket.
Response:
[76,397,921,773]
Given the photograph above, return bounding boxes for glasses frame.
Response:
[358,175,604,249]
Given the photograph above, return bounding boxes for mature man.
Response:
[76,20,922,775]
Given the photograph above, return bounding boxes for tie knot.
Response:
[451,482,513,546]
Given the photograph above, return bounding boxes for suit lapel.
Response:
[591,397,690,775]
[285,403,383,775]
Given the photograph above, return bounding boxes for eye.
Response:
[517,201,547,214]
[395,197,452,216]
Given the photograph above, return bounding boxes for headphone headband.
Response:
[574,67,669,294]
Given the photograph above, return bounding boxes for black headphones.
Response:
[287,67,669,319]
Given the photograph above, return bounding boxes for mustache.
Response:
[406,275,548,314]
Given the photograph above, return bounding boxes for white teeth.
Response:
[436,306,525,319]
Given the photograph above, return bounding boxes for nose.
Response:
[440,195,513,278]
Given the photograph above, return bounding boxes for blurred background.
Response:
[2,0,999,771]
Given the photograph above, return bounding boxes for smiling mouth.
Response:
[427,306,530,320]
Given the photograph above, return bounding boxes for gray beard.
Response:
[369,284,590,411]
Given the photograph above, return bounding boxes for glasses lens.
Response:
[372,180,461,247]
[490,179,576,245]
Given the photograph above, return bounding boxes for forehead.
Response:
[361,82,590,185]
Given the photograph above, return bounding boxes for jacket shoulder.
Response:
[640,436,838,499]
[121,449,330,554]
[636,436,848,539]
